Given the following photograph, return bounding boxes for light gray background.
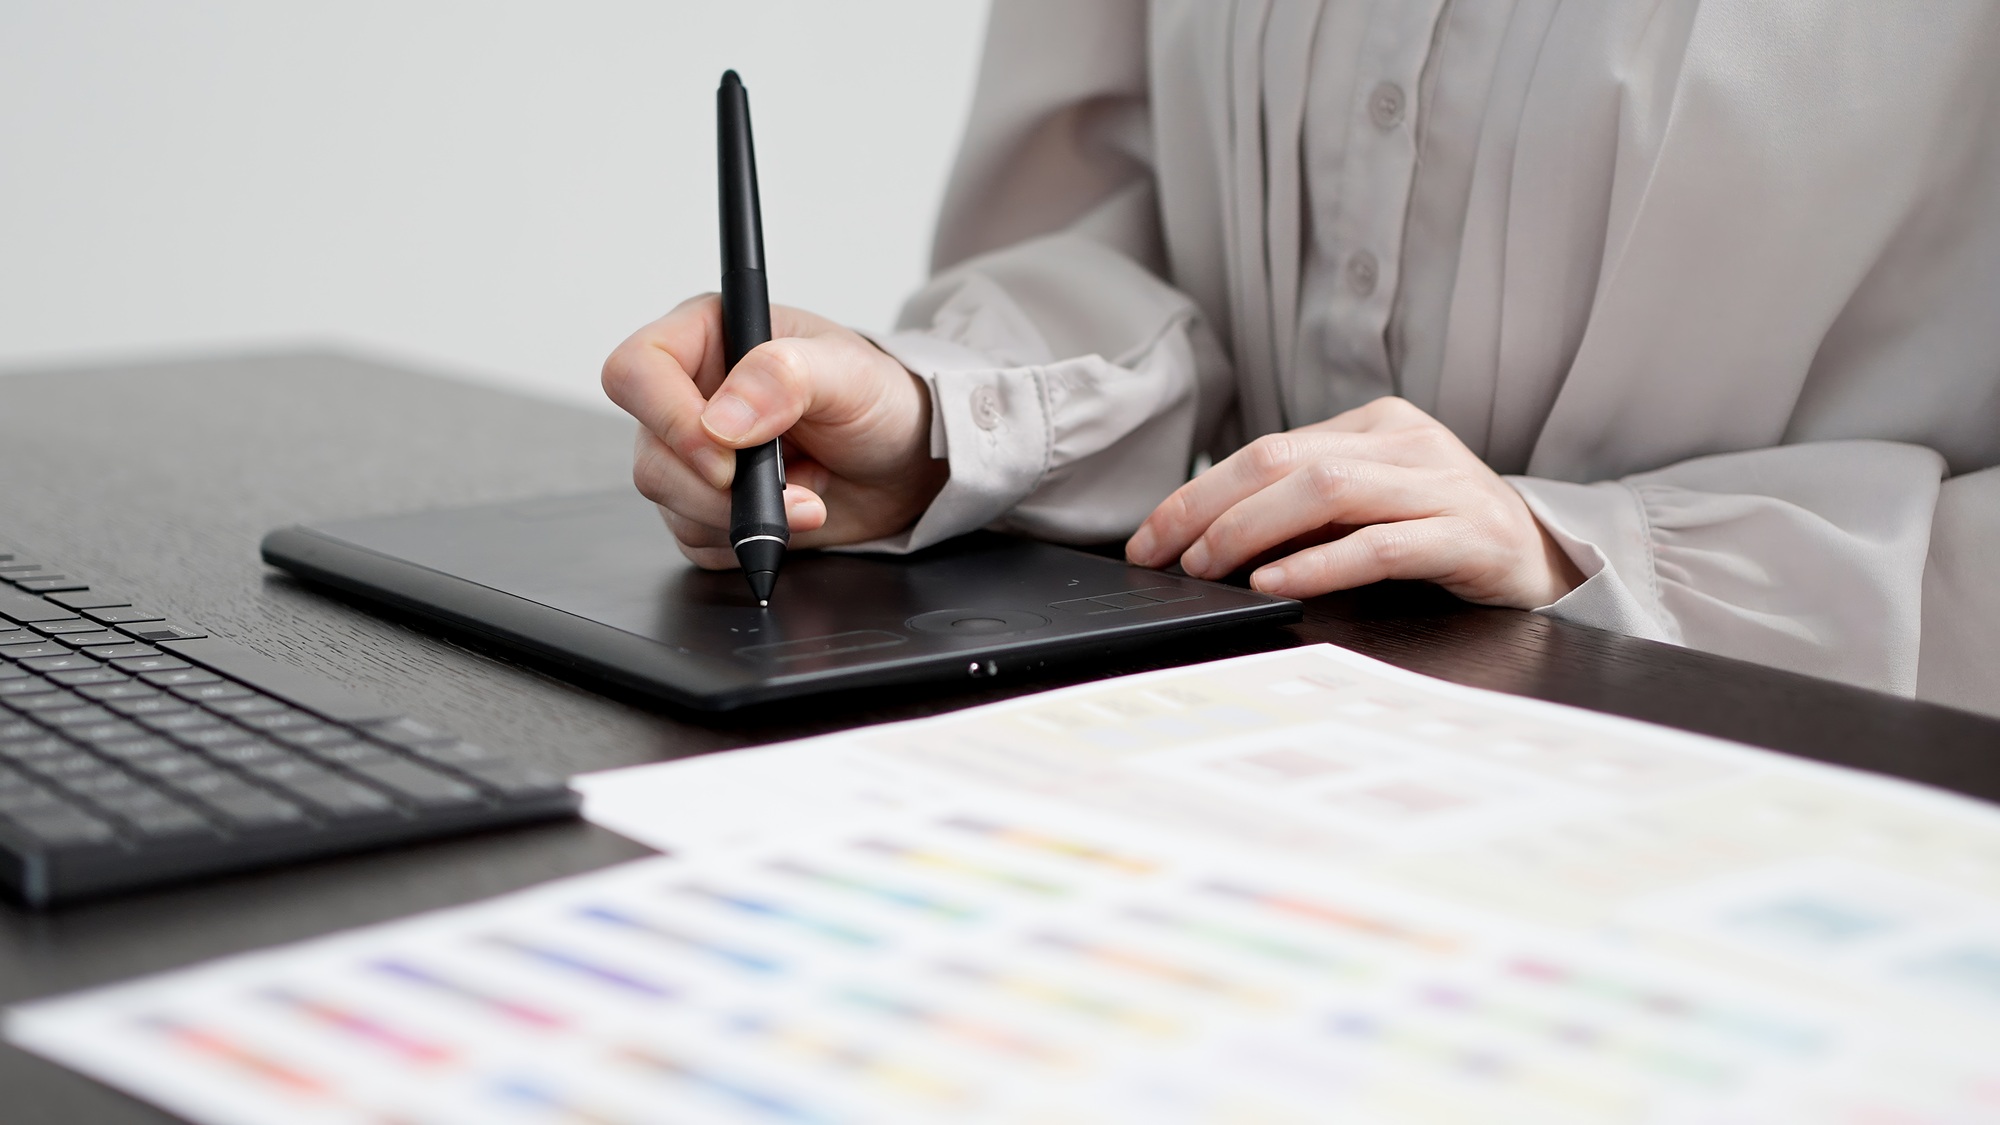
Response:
[0,1,989,408]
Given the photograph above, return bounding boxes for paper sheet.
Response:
[13,645,2000,1123]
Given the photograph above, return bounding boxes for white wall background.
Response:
[0,2,990,410]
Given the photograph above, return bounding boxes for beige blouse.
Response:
[860,0,2000,717]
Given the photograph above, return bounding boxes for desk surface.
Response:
[5,351,1997,1123]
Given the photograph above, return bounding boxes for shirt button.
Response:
[971,384,1003,430]
[1369,81,1406,131]
[1348,251,1379,297]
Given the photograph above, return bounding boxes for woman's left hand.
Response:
[1125,396,1585,609]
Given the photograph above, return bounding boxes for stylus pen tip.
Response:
[759,600,768,608]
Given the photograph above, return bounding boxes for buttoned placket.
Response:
[1298,0,1452,424]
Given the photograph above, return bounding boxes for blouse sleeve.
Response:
[1508,443,1947,695]
[847,0,1234,553]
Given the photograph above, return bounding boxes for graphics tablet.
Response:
[261,490,1300,710]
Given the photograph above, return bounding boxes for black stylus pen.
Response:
[717,69,787,606]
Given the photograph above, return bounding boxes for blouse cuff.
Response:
[1506,476,1677,646]
[838,330,1052,555]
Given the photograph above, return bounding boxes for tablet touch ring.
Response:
[905,609,1052,637]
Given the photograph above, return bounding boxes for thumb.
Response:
[700,334,887,448]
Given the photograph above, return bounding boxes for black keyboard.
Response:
[0,547,579,907]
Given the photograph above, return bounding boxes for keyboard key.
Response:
[204,696,286,718]
[47,591,134,611]
[84,606,165,624]
[126,804,215,841]
[0,665,25,681]
[0,680,56,699]
[278,775,398,821]
[169,682,254,703]
[138,711,221,733]
[29,752,115,781]
[233,709,321,731]
[62,771,144,799]
[48,667,128,687]
[4,644,75,662]
[206,741,288,766]
[84,643,163,661]
[0,720,43,742]
[14,577,88,594]
[30,619,99,636]
[75,682,157,702]
[307,741,391,766]
[68,720,148,745]
[1,807,118,850]
[202,790,307,833]
[110,655,190,674]
[118,621,210,643]
[0,590,86,623]
[93,737,176,761]
[342,759,482,810]
[128,806,216,841]
[6,690,83,713]
[169,726,255,750]
[104,696,188,718]
[270,726,356,749]
[0,739,68,763]
[91,787,176,815]
[0,781,64,811]
[59,632,128,649]
[128,754,214,780]
[23,654,99,674]
[40,705,116,727]
[140,669,220,688]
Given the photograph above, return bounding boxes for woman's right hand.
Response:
[602,296,947,568]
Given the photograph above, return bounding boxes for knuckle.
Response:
[600,346,639,400]
[1364,526,1410,570]
[1302,459,1351,506]
[755,337,811,395]
[1247,433,1297,478]
[631,443,668,500]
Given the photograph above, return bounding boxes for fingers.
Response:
[1128,431,1389,567]
[604,298,737,490]
[1250,516,1482,597]
[1178,461,1453,580]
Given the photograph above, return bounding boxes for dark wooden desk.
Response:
[4,352,1996,1123]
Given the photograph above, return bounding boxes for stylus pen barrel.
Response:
[720,267,770,371]
[731,439,788,546]
[717,72,764,280]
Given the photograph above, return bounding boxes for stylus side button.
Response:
[735,630,908,663]
[1049,587,1204,614]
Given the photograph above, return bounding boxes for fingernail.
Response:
[1127,526,1157,564]
[785,492,825,526]
[702,392,758,443]
[1253,566,1286,592]
[692,446,734,490]
[1182,541,1211,577]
